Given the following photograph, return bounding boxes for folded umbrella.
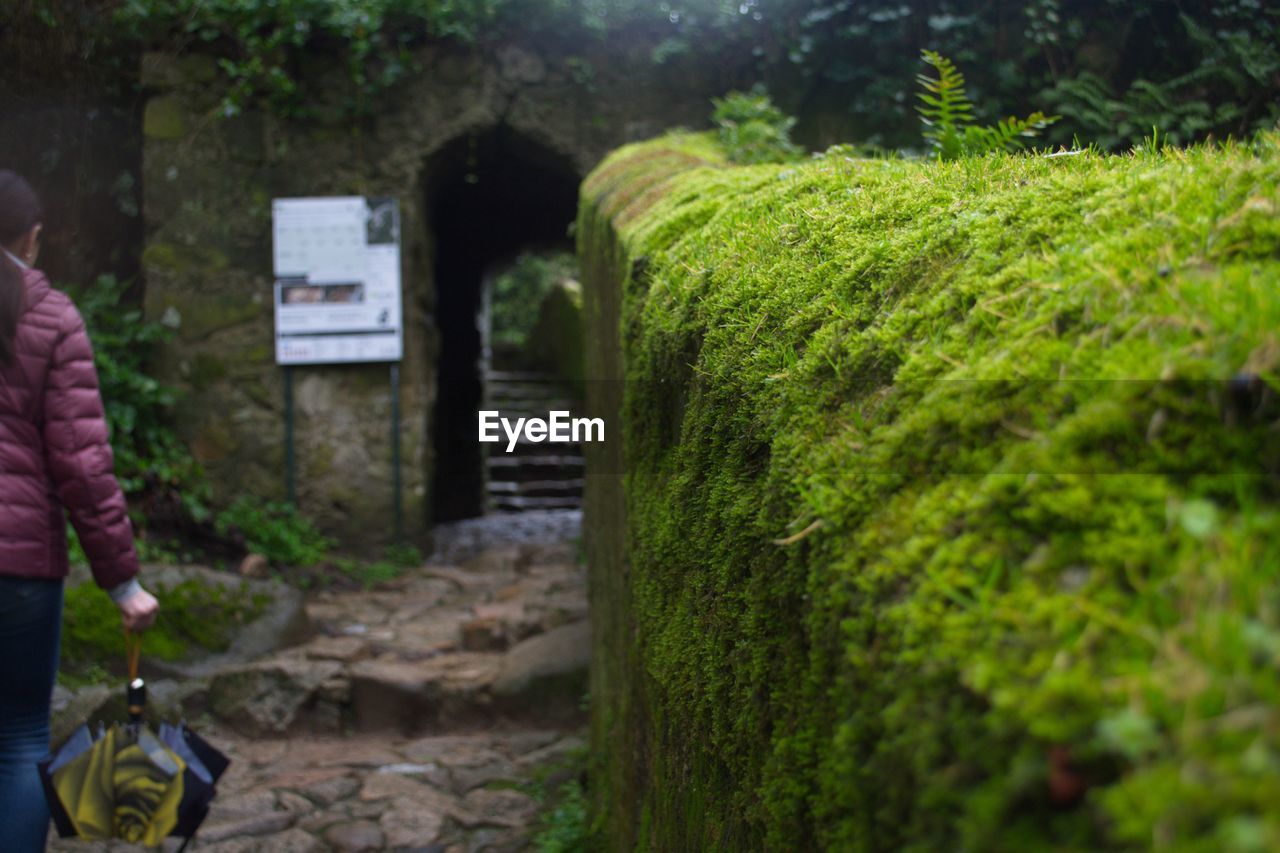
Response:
[46,723,186,844]
[39,630,230,848]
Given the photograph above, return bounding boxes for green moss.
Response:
[150,291,260,340]
[192,419,235,462]
[526,279,585,385]
[581,132,1280,849]
[228,343,273,368]
[141,242,230,276]
[177,54,219,84]
[143,96,186,139]
[60,578,268,676]
[308,441,336,477]
[188,353,227,389]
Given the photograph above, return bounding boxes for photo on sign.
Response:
[367,197,399,246]
[279,281,365,305]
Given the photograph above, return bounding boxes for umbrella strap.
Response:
[124,629,142,681]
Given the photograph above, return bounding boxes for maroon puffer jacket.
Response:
[0,266,140,589]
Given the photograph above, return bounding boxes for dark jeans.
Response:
[0,576,62,853]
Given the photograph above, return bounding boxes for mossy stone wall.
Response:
[580,133,1280,849]
[526,279,586,385]
[141,42,751,546]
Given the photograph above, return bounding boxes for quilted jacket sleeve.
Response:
[42,303,140,590]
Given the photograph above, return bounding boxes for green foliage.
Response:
[1044,12,1278,151]
[1043,11,1280,150]
[533,780,591,852]
[109,0,745,119]
[490,252,578,351]
[779,1,1279,152]
[527,740,593,852]
[382,541,423,568]
[580,132,1280,848]
[114,0,502,118]
[332,555,401,590]
[711,87,802,165]
[70,275,210,523]
[60,577,268,675]
[215,497,332,566]
[917,50,1057,159]
[310,542,423,591]
[22,0,1280,152]
[329,557,388,590]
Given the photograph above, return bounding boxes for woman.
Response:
[0,170,160,851]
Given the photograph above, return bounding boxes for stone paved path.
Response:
[49,533,588,852]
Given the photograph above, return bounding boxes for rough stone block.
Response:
[144,96,186,139]
[460,616,508,652]
[492,620,590,723]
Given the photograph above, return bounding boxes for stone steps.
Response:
[482,370,585,513]
[49,539,589,852]
[488,453,585,469]
[490,495,582,511]
[201,544,588,739]
[488,478,585,496]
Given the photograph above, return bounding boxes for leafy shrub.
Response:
[1043,13,1280,150]
[70,275,210,523]
[63,275,211,564]
[916,50,1057,159]
[215,497,331,567]
[711,87,802,165]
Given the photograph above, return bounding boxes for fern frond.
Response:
[961,112,1059,155]
[917,51,1059,158]
[917,50,975,157]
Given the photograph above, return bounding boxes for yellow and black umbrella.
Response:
[39,631,229,849]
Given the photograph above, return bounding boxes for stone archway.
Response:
[423,125,580,521]
[139,40,747,546]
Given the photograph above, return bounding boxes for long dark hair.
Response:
[0,171,41,366]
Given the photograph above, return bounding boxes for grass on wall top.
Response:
[580,131,1280,850]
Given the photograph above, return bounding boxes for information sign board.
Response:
[272,196,402,365]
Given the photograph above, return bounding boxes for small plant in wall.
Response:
[916,50,1059,160]
[712,86,803,165]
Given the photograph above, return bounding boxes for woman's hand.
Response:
[117,588,160,632]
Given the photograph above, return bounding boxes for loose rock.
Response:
[325,820,385,852]
[492,620,591,722]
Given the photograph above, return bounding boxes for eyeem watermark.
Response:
[478,410,605,452]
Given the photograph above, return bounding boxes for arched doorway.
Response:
[424,125,581,522]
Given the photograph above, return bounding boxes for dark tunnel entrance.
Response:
[426,126,581,522]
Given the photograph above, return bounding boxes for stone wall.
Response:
[141,39,752,547]
[0,4,142,289]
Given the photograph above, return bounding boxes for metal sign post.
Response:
[390,363,402,542]
[284,366,296,506]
